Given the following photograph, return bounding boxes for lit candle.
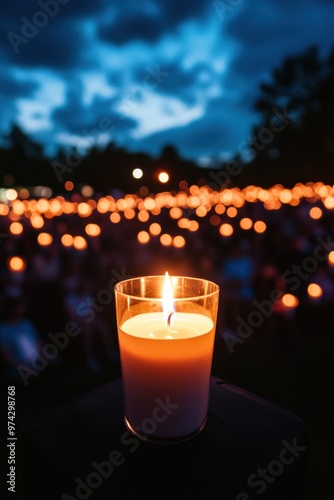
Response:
[115,273,219,443]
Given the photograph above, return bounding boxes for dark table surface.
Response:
[20,376,309,500]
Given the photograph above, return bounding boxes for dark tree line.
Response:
[236,45,334,187]
[1,45,334,193]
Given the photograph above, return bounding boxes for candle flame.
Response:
[162,271,175,327]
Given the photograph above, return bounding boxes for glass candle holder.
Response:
[114,274,220,444]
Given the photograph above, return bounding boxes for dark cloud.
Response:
[134,97,249,160]
[0,0,106,68]
[52,84,137,136]
[99,13,163,46]
[226,1,334,79]
[99,0,209,45]
[135,61,217,106]
[3,20,86,69]
[0,72,38,98]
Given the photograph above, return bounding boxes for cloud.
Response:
[52,82,138,138]
[225,0,334,79]
[0,71,38,98]
[98,0,210,45]
[0,0,106,69]
[132,97,254,161]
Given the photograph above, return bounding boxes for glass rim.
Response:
[114,274,220,302]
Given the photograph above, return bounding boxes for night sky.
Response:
[1,0,334,165]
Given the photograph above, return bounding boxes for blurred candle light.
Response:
[85,224,101,237]
[307,283,323,299]
[73,236,87,250]
[61,234,73,247]
[8,256,26,272]
[133,168,143,179]
[158,171,169,183]
[282,293,299,308]
[37,233,53,246]
[10,222,23,235]
[328,251,334,266]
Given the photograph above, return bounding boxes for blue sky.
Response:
[1,0,334,165]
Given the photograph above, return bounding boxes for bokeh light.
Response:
[8,256,26,272]
[158,172,169,183]
[282,293,299,308]
[37,233,53,246]
[219,223,233,237]
[137,231,150,244]
[10,222,23,235]
[133,168,143,179]
[254,221,266,233]
[85,223,101,237]
[73,236,87,250]
[307,283,323,299]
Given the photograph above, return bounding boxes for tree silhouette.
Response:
[239,45,334,186]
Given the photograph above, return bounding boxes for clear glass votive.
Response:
[114,274,220,444]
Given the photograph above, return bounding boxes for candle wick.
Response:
[167,312,174,328]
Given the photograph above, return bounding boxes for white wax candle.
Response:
[118,312,214,439]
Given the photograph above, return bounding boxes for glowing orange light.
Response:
[36,198,49,213]
[169,207,183,219]
[138,210,149,222]
[219,223,233,237]
[173,235,186,248]
[188,220,199,232]
[8,211,20,222]
[124,208,136,220]
[226,207,237,218]
[110,213,121,223]
[279,189,293,204]
[160,233,173,246]
[77,202,92,217]
[307,283,323,298]
[85,224,101,237]
[196,206,207,218]
[309,207,322,220]
[30,214,44,229]
[240,218,253,230]
[137,231,150,244]
[144,198,156,211]
[97,198,110,213]
[149,223,161,236]
[8,256,26,272]
[62,201,74,214]
[254,221,266,233]
[37,233,53,246]
[282,294,299,308]
[49,199,62,215]
[215,203,225,215]
[73,236,87,250]
[10,222,23,235]
[328,251,334,266]
[81,185,94,197]
[12,200,25,215]
[324,196,334,209]
[0,204,10,216]
[65,181,74,191]
[61,234,73,247]
[158,172,169,183]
